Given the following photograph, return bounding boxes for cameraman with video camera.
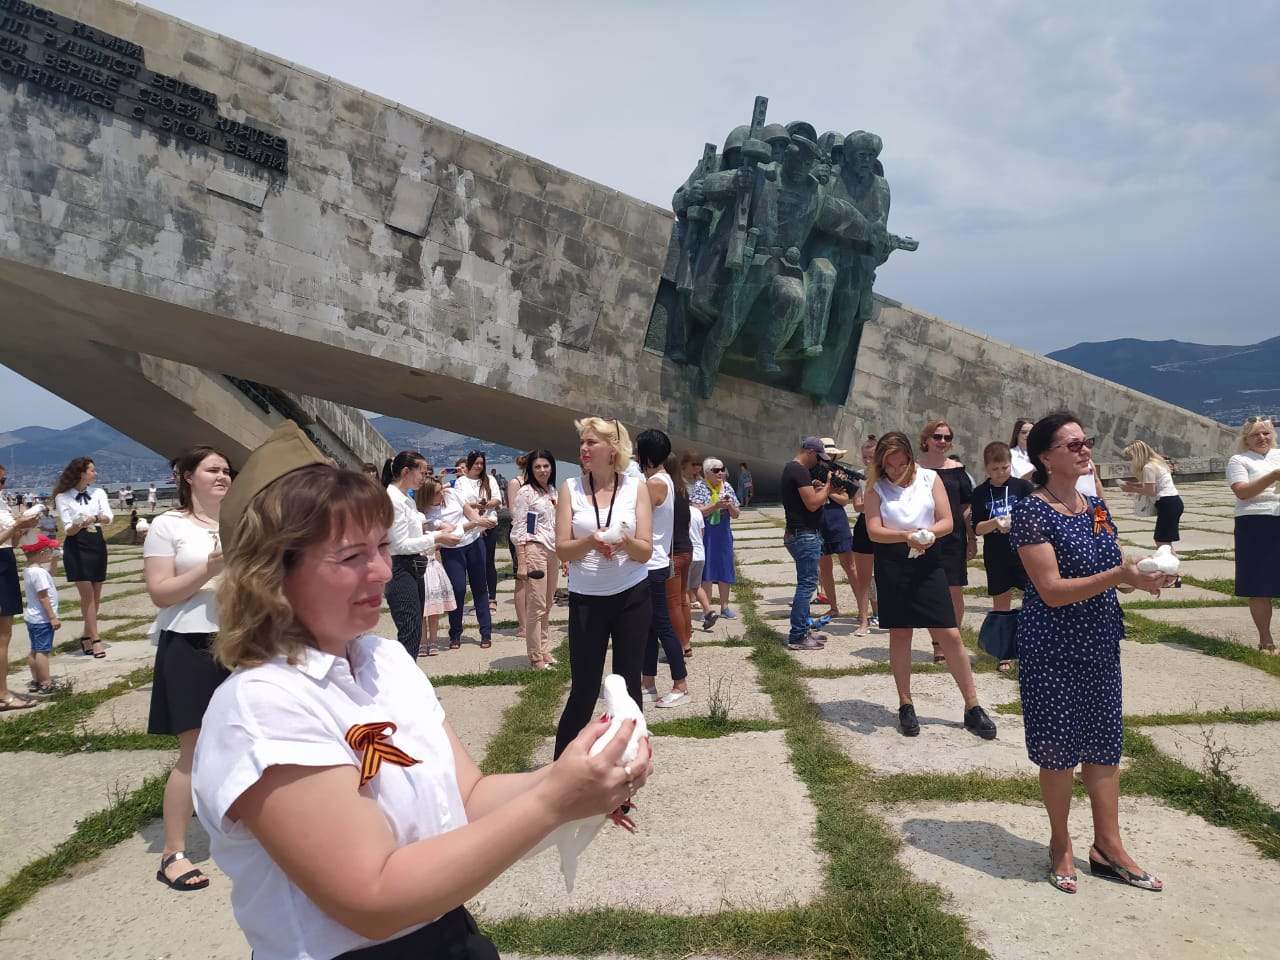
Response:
[814,439,865,629]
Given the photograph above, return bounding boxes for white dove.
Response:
[525,674,648,892]
[907,528,935,559]
[21,503,46,520]
[135,518,150,535]
[596,519,633,545]
[1137,544,1179,577]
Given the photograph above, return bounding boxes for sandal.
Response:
[479,638,492,649]
[448,638,461,650]
[998,660,1013,673]
[0,695,39,712]
[1088,845,1163,892]
[419,645,438,657]
[1047,868,1077,894]
[1259,640,1278,656]
[79,636,93,656]
[91,639,106,659]
[156,851,210,891]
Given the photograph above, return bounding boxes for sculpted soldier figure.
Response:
[646,96,918,405]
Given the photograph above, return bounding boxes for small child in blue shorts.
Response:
[20,534,62,695]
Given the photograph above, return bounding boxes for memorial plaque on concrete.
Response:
[0,0,288,175]
[648,95,918,406]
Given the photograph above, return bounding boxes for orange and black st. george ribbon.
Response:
[345,721,421,787]
[1092,505,1115,538]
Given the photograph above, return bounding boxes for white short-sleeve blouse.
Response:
[193,635,468,960]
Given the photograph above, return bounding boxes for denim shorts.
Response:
[26,620,54,653]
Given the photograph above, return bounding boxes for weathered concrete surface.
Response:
[0,0,1236,479]
[1142,722,1280,809]
[876,798,1280,960]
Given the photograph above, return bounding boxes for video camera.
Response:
[810,460,864,494]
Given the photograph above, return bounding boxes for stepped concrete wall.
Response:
[0,0,1237,484]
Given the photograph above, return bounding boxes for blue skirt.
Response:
[702,516,736,584]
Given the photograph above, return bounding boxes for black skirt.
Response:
[0,548,20,616]
[981,535,1026,596]
[1235,514,1280,598]
[148,630,230,735]
[1153,495,1184,543]
[936,532,969,587]
[63,527,108,583]
[872,541,957,629]
[336,907,498,958]
[851,513,874,555]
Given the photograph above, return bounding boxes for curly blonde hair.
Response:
[574,416,632,468]
[215,465,392,670]
[1123,440,1169,476]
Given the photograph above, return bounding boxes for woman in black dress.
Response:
[917,420,973,660]
[53,457,112,658]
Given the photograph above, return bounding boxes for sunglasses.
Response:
[709,466,725,473]
[1051,437,1096,453]
[1244,416,1273,425]
[931,433,954,442]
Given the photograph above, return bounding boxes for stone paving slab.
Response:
[731,526,786,541]
[781,625,942,669]
[1175,557,1238,580]
[0,750,174,885]
[875,798,1279,960]
[1135,606,1268,649]
[1181,518,1238,533]
[436,684,523,761]
[4,618,147,662]
[83,685,154,734]
[417,635,538,677]
[472,730,825,919]
[4,640,155,706]
[0,816,246,960]
[1142,721,1280,809]
[736,545,791,564]
[1121,641,1280,716]
[1119,530,1235,552]
[1117,583,1230,605]
[808,673,1028,777]
[651,644,776,721]
[55,580,148,608]
[94,590,170,619]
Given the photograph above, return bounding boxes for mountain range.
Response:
[0,415,522,489]
[1046,335,1280,424]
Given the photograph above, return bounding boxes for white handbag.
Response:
[1133,494,1157,518]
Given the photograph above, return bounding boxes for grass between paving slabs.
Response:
[0,666,170,754]
[1123,610,1280,679]
[0,770,168,923]
[486,574,986,960]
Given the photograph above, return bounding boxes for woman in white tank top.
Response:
[636,429,689,708]
[552,416,654,758]
[862,432,998,741]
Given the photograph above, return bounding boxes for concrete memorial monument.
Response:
[0,0,1238,488]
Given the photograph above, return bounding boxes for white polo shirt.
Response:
[193,635,468,960]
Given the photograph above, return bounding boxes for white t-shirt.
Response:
[565,472,648,596]
[1075,465,1098,498]
[1010,447,1033,479]
[875,467,938,531]
[142,511,220,635]
[1141,462,1179,499]
[193,635,467,960]
[453,475,498,522]
[23,564,57,623]
[689,509,705,563]
[647,472,674,572]
[1226,448,1280,517]
[437,486,482,549]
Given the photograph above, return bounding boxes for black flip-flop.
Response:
[156,852,210,891]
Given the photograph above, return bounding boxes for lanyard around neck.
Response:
[588,472,620,530]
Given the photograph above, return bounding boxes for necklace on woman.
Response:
[1042,485,1084,515]
[588,472,619,530]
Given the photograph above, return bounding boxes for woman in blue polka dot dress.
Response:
[1010,412,1169,896]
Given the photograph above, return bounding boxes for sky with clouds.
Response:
[3,0,1277,430]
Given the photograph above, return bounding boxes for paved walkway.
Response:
[1,481,1276,958]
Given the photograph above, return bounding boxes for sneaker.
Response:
[642,687,658,703]
[720,608,737,620]
[964,705,998,740]
[869,616,879,629]
[655,690,689,708]
[703,610,719,630]
[787,632,825,651]
[899,703,920,737]
[807,613,832,629]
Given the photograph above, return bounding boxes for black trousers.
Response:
[483,526,500,599]
[553,578,650,758]
[643,567,687,681]
[334,907,498,959]
[386,555,427,658]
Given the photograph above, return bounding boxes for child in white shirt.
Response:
[686,508,715,629]
[21,535,62,695]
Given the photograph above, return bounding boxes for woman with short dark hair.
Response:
[636,429,688,708]
[1013,412,1167,894]
[512,451,559,669]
